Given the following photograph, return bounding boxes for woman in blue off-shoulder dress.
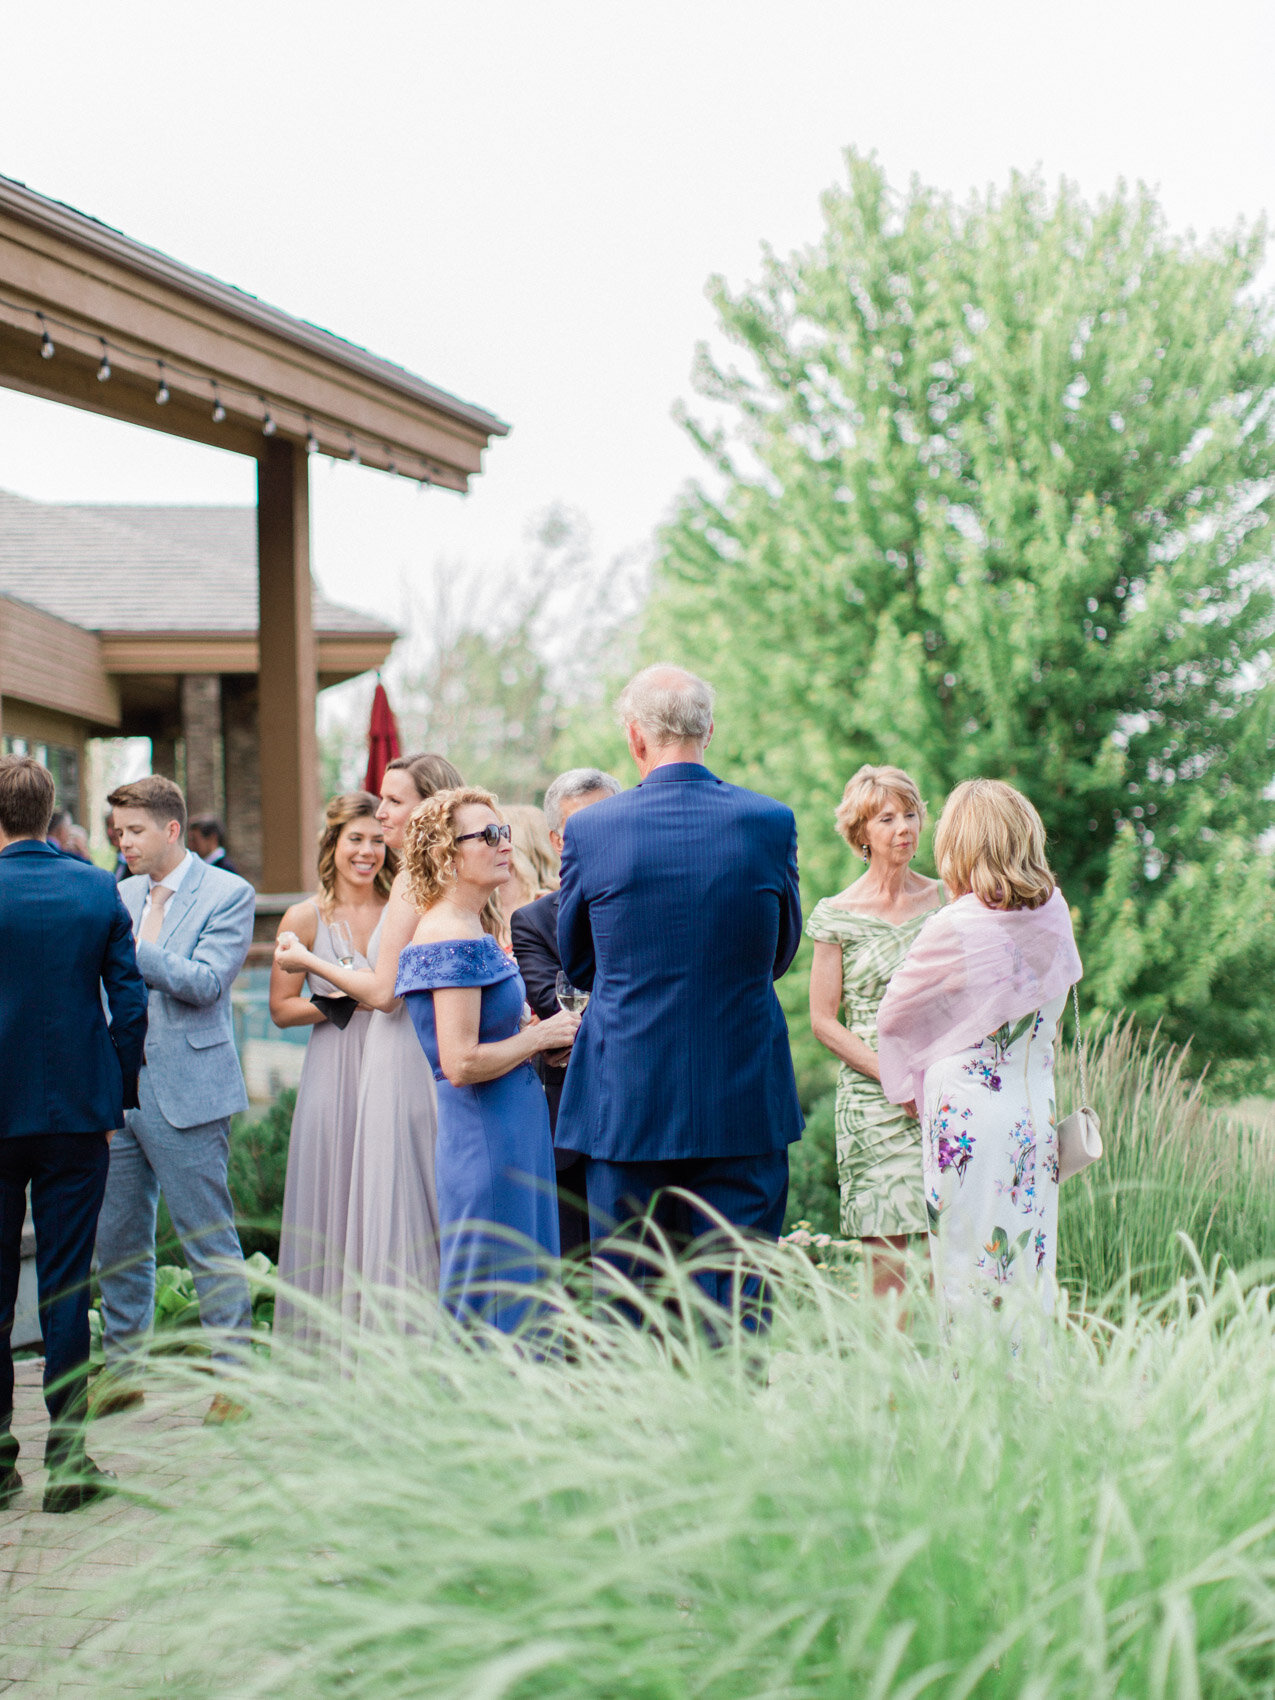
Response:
[394,786,581,1331]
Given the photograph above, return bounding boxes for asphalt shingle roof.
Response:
[0,489,394,637]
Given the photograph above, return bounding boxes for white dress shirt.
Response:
[136,849,195,939]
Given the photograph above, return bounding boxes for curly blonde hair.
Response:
[316,792,396,914]
[834,764,926,856]
[934,779,1055,911]
[401,786,506,922]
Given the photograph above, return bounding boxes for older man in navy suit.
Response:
[0,757,146,1512]
[555,665,803,1319]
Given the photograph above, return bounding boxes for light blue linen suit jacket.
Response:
[118,857,254,1129]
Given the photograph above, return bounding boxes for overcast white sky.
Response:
[3,0,1274,645]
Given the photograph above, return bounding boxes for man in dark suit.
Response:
[555,665,804,1321]
[0,757,146,1512]
[187,815,241,879]
[510,767,622,1255]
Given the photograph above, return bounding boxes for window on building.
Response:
[1,738,81,820]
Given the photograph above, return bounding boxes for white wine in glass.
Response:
[554,970,589,1015]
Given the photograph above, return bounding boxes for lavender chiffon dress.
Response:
[343,989,442,1319]
[275,905,382,1342]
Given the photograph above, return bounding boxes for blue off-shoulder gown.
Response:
[395,937,560,1331]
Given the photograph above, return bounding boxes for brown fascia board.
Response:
[0,174,510,441]
[98,627,397,676]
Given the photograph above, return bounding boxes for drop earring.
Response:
[861,846,870,864]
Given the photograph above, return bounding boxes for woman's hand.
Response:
[531,1010,580,1053]
[902,1099,918,1121]
[275,931,314,974]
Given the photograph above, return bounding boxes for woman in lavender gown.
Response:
[270,793,391,1341]
[275,754,462,1319]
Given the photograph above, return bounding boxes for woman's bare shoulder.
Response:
[277,897,319,942]
[411,908,482,945]
[824,881,879,914]
[388,868,415,908]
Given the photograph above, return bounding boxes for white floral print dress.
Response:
[922,992,1065,1327]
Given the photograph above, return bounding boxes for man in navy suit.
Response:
[0,757,146,1512]
[555,665,804,1320]
[510,767,622,1255]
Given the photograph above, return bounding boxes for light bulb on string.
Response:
[260,397,277,437]
[211,385,226,424]
[347,434,360,467]
[37,314,54,359]
[96,340,111,382]
[305,416,320,456]
[155,363,170,405]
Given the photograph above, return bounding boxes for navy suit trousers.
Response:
[0,1134,110,1471]
[585,1150,788,1330]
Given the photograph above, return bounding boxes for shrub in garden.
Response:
[790,1019,1275,1301]
[782,1087,839,1234]
[68,1248,1275,1697]
[1055,1017,1275,1298]
[227,1088,295,1260]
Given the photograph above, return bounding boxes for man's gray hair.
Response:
[543,767,623,833]
[615,664,715,745]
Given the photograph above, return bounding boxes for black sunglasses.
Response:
[455,823,513,848]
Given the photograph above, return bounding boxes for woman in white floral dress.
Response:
[877,780,1081,1330]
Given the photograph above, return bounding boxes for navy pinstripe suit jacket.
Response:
[554,762,804,1163]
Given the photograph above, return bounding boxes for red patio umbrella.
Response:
[363,679,402,796]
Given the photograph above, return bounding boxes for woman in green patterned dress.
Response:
[807,765,942,1299]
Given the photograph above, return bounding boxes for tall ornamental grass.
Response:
[62,1244,1275,1698]
[1057,1017,1275,1297]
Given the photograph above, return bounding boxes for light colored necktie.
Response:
[139,883,172,944]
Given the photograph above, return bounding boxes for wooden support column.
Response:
[257,438,318,892]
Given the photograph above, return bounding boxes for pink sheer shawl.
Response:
[876,887,1082,1106]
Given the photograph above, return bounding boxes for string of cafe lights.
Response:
[0,293,456,489]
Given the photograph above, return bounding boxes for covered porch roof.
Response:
[0,174,509,889]
[0,174,508,488]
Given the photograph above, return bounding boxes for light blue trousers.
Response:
[95,1069,252,1368]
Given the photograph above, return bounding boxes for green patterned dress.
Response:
[806,897,938,1239]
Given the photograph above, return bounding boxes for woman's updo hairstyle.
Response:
[834,764,926,858]
[383,751,464,802]
[934,778,1055,911]
[316,791,395,913]
[402,786,503,925]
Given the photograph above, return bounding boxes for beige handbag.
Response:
[1057,984,1102,1182]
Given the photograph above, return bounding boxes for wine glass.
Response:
[555,970,589,1015]
[329,919,356,968]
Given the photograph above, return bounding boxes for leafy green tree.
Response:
[644,154,1275,1078]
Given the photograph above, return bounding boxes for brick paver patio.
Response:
[0,1357,213,1695]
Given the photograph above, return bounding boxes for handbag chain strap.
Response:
[1072,983,1088,1109]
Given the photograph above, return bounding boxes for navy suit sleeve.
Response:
[774,812,802,980]
[556,821,596,991]
[511,905,561,1023]
[102,893,148,1110]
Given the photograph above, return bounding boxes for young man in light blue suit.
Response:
[96,776,255,1419]
[555,665,804,1325]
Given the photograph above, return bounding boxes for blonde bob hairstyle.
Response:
[835,764,926,856]
[401,786,505,924]
[934,778,1055,911]
[316,791,396,913]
